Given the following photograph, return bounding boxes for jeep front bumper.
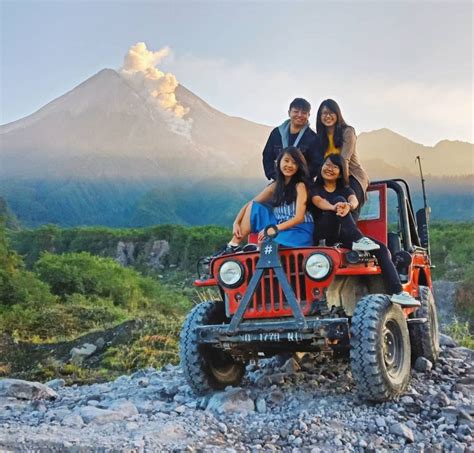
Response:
[196,317,349,345]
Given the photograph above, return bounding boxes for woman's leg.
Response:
[329,195,364,244]
[339,215,364,243]
[314,211,340,245]
[371,240,403,294]
[230,202,253,244]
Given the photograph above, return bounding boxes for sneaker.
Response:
[242,244,259,252]
[352,237,380,252]
[225,244,243,254]
[211,243,243,258]
[391,291,421,307]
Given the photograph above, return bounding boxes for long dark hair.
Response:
[315,154,349,189]
[316,99,351,152]
[272,146,311,206]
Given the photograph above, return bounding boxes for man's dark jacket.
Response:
[262,126,322,180]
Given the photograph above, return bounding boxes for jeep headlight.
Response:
[305,253,332,280]
[218,260,244,287]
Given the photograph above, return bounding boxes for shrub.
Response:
[102,315,181,372]
[0,220,55,307]
[34,252,191,315]
[444,318,474,349]
[0,300,127,341]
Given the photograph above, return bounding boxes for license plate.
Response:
[240,331,303,342]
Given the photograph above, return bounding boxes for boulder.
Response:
[0,379,58,401]
[62,414,85,428]
[281,357,301,374]
[415,357,433,372]
[148,240,170,270]
[256,396,267,413]
[45,378,66,390]
[145,422,187,442]
[439,334,458,347]
[116,241,135,266]
[390,422,414,443]
[79,406,128,425]
[70,343,97,364]
[206,388,255,415]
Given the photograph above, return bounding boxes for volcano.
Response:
[0,68,472,226]
[0,68,271,180]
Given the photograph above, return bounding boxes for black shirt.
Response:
[288,132,299,146]
[310,185,355,219]
[311,185,355,204]
[262,127,322,180]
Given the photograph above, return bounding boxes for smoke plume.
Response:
[120,42,192,138]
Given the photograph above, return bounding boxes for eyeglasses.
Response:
[323,163,340,171]
[321,111,336,117]
[290,109,309,115]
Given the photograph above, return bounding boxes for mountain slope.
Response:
[358,129,473,177]
[0,69,270,180]
[2,69,472,182]
[0,67,473,226]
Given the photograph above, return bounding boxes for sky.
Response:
[0,0,473,146]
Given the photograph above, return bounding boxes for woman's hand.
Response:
[335,202,351,217]
[233,222,243,240]
[257,225,277,243]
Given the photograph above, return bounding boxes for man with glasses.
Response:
[262,98,321,181]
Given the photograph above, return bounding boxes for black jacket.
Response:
[262,126,322,180]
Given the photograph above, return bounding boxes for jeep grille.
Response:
[243,252,308,316]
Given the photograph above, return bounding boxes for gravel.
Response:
[0,338,473,452]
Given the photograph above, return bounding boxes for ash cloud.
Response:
[119,42,192,138]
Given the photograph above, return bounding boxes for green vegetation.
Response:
[101,318,181,373]
[444,319,474,349]
[1,217,472,384]
[34,252,189,314]
[429,222,474,327]
[9,223,230,272]
[0,219,197,383]
[430,222,474,280]
[0,218,54,308]
[0,179,259,228]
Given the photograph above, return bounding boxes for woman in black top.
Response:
[311,154,378,251]
[311,155,419,306]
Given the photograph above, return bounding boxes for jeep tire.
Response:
[350,294,411,401]
[180,301,245,395]
[409,285,440,363]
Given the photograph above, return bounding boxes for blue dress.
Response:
[250,201,314,247]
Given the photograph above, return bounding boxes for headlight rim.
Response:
[217,259,245,288]
[304,252,333,281]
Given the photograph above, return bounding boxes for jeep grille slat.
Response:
[244,252,306,316]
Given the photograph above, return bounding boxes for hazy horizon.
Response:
[1,1,473,146]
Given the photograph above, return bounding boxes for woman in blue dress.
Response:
[223,146,313,253]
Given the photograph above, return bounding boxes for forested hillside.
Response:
[1,176,473,227]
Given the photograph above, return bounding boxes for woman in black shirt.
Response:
[311,155,378,251]
[311,155,419,307]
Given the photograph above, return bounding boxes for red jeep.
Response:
[180,179,440,401]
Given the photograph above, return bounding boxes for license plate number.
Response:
[240,331,302,342]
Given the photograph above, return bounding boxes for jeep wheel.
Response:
[180,301,245,395]
[350,294,411,401]
[409,286,440,363]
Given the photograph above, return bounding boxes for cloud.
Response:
[164,55,473,146]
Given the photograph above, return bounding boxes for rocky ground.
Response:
[0,334,473,453]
